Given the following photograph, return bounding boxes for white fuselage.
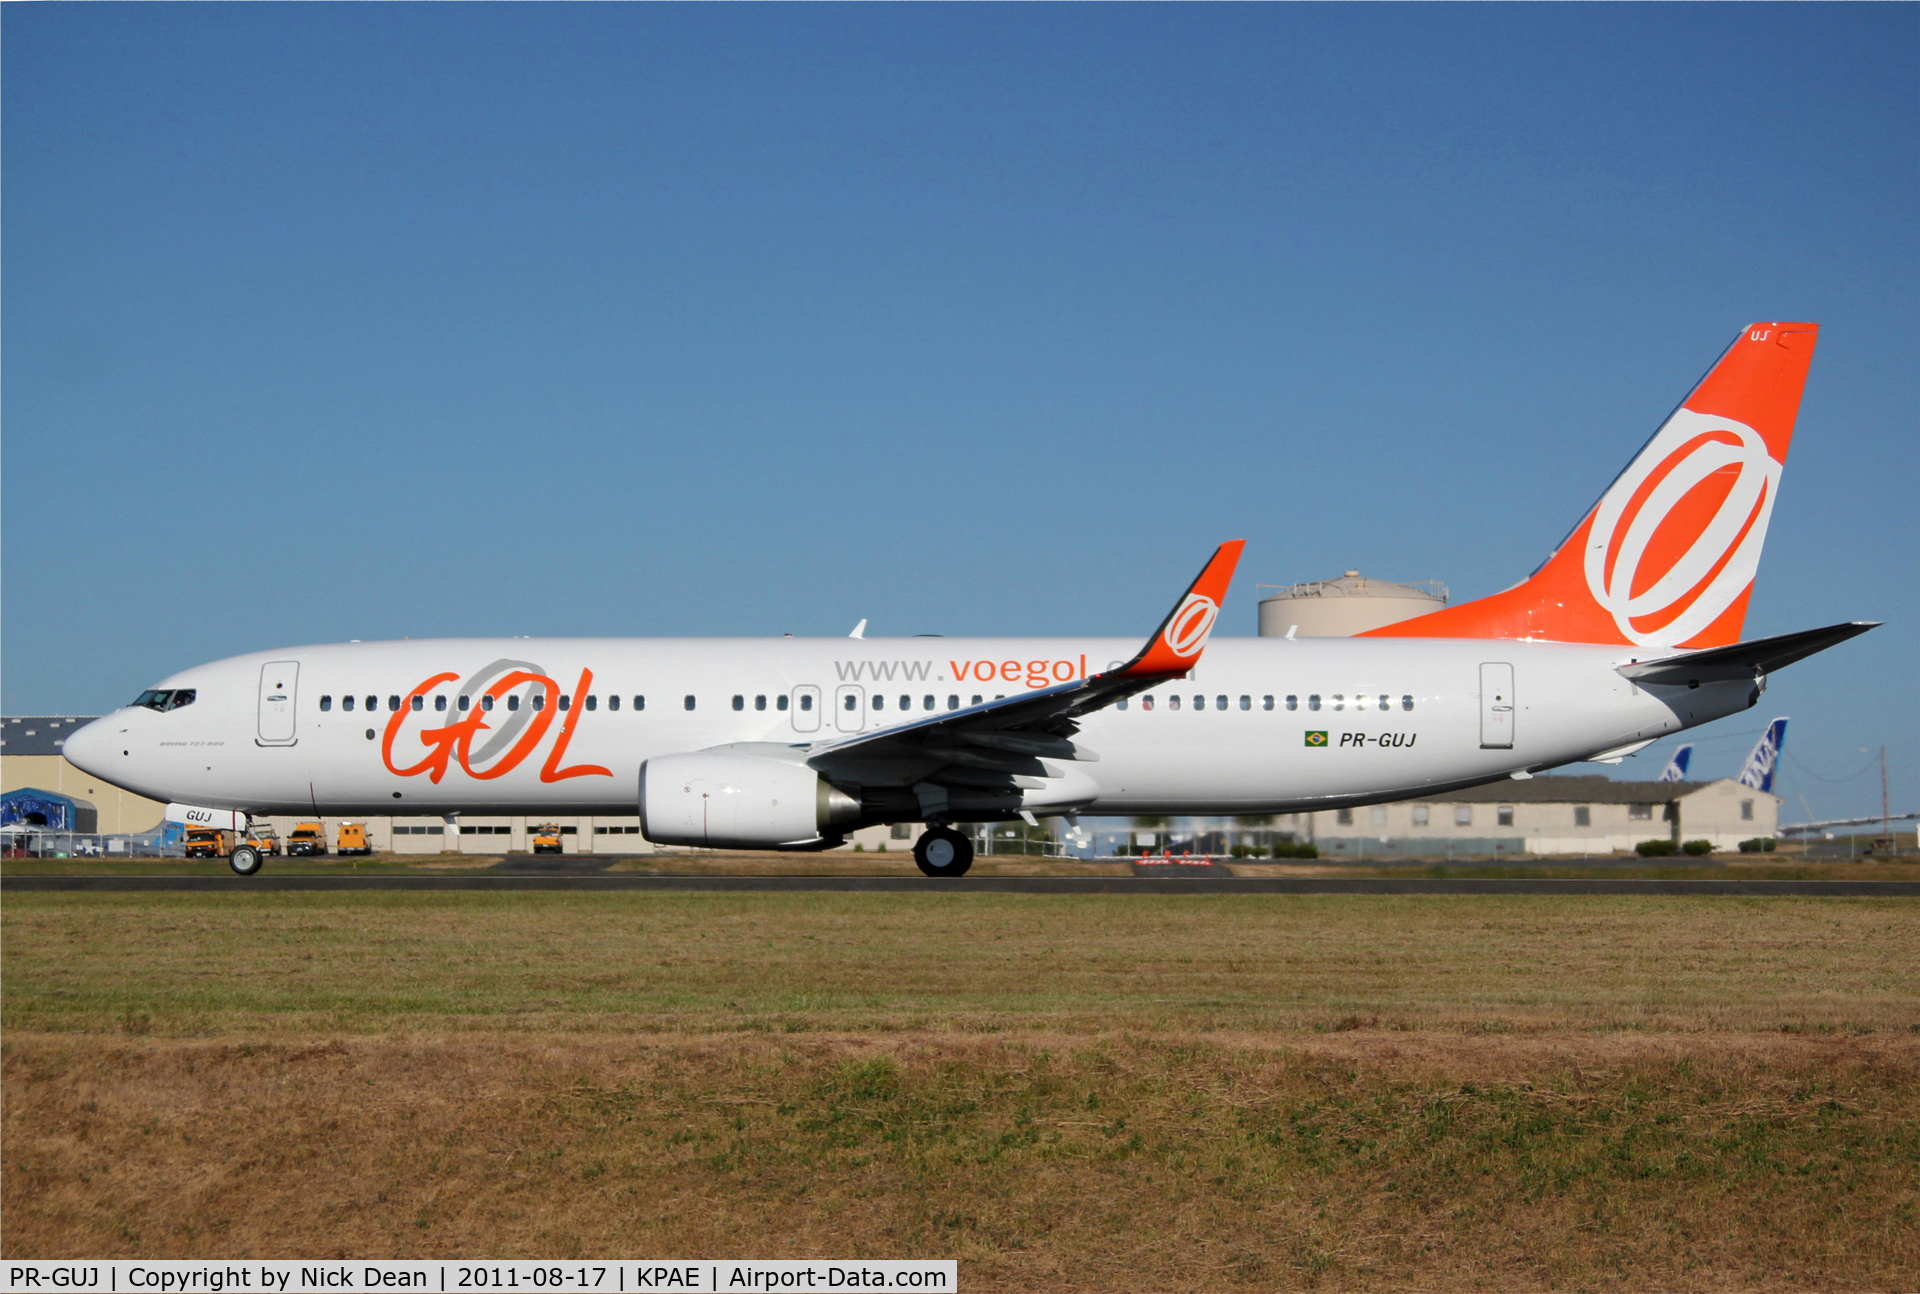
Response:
[64,634,1756,821]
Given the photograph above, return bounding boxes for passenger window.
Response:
[797,695,810,711]
[482,695,494,712]
[1401,695,1414,711]
[435,695,447,712]
[923,695,934,711]
[389,696,400,712]
[1170,695,1182,711]
[1378,695,1389,711]
[971,695,983,706]
[609,695,621,711]
[1239,695,1250,710]
[1307,695,1320,711]
[844,695,857,711]
[367,696,377,713]
[1117,698,1129,711]
[777,695,788,711]
[1193,695,1205,710]
[508,695,520,712]
[1142,695,1154,711]
[871,695,884,710]
[1263,695,1274,711]
[343,696,356,712]
[320,696,333,712]
[684,696,696,711]
[459,696,470,711]
[755,695,767,711]
[900,695,911,711]
[532,694,545,712]
[586,695,598,711]
[1332,694,1344,711]
[732,695,744,711]
[1285,695,1296,711]
[1219,695,1230,711]
[635,696,646,711]
[559,695,570,712]
[411,695,423,712]
[947,695,959,710]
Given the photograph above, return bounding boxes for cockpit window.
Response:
[133,689,196,712]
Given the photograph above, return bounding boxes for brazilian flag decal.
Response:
[1304,730,1329,747]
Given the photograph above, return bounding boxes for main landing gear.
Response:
[913,825,974,878]
[229,844,263,877]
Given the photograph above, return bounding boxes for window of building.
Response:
[684,695,696,711]
[1336,807,1353,825]
[635,696,647,711]
[890,823,913,840]
[586,695,598,711]
[1370,806,1388,826]
[595,826,642,835]
[755,695,767,711]
[1630,803,1652,820]
[1496,806,1513,827]
[320,696,333,712]
[1741,799,1754,821]
[1574,806,1591,827]
[1307,695,1320,711]
[1401,695,1414,711]
[609,695,621,711]
[732,695,745,711]
[1412,805,1430,826]
[1455,805,1473,827]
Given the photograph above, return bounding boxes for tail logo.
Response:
[1583,408,1783,648]
[1163,594,1221,658]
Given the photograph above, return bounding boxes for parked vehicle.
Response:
[244,829,279,856]
[287,822,328,856]
[337,822,372,856]
[184,827,232,859]
[531,824,564,854]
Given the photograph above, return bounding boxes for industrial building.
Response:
[1257,571,1447,637]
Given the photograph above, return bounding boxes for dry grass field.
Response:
[5,891,1918,1289]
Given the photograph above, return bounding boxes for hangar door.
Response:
[257,661,300,746]
[1479,662,1514,750]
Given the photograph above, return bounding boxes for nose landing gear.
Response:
[913,825,974,877]
[229,844,263,876]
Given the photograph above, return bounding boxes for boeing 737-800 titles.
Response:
[64,323,1875,875]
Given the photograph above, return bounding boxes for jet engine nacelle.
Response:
[639,752,860,850]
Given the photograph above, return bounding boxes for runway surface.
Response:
[5,874,1916,895]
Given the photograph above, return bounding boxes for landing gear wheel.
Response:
[229,845,263,877]
[913,826,974,877]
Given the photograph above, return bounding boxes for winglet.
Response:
[1111,540,1245,679]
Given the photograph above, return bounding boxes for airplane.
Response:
[1737,717,1789,793]
[63,321,1877,878]
[1655,744,1694,783]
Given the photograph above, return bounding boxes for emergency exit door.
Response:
[790,685,821,733]
[257,661,300,746]
[1479,662,1514,749]
[834,684,866,733]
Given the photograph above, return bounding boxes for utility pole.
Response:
[1884,746,1894,857]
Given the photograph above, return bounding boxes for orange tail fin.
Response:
[1364,322,1818,649]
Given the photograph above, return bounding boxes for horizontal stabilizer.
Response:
[1617,621,1878,686]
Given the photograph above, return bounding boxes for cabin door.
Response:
[257,661,300,746]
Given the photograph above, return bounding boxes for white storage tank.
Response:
[1257,571,1448,638]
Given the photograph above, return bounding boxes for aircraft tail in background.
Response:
[1656,744,1694,783]
[1738,718,1789,794]
[1364,323,1819,650]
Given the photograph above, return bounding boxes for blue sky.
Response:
[5,5,1915,821]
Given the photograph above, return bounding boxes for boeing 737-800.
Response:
[63,322,1875,876]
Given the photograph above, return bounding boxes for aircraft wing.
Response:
[802,541,1244,818]
[1616,621,1879,686]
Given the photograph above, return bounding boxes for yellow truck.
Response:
[184,828,232,859]
[531,824,564,854]
[244,829,279,856]
[287,822,328,856]
[337,822,372,856]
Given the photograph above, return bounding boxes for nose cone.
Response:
[62,716,115,779]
